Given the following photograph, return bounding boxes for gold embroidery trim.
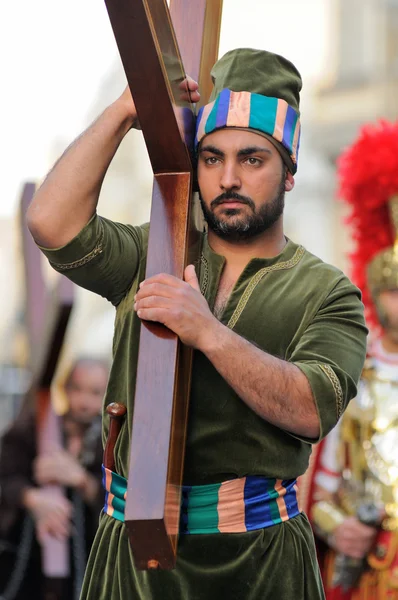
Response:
[321,364,344,418]
[49,222,104,271]
[227,246,305,330]
[200,254,209,296]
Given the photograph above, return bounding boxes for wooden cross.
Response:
[20,182,75,599]
[104,0,223,570]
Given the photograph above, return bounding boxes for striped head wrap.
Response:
[195,88,301,173]
[194,48,302,173]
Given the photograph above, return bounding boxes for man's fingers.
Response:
[184,265,200,292]
[135,295,175,311]
[136,282,182,304]
[139,270,200,292]
[136,307,170,324]
[179,76,199,92]
[186,76,199,91]
[188,91,201,103]
[139,273,182,289]
[178,76,200,103]
[185,77,200,102]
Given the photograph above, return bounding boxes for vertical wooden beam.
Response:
[126,172,193,570]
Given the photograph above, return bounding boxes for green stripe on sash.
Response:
[187,482,221,534]
[109,470,126,499]
[267,479,282,525]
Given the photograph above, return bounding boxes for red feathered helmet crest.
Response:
[337,120,398,330]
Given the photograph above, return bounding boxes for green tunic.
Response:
[41,214,367,599]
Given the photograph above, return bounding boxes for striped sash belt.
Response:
[102,465,301,534]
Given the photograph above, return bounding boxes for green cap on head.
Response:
[195,48,303,173]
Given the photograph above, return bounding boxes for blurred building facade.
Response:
[310,0,398,268]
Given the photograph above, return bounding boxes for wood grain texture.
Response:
[125,172,193,569]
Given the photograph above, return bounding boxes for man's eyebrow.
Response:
[199,145,224,157]
[237,146,272,157]
[199,144,272,157]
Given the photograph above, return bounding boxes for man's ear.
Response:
[285,171,295,192]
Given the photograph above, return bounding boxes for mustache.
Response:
[210,192,255,211]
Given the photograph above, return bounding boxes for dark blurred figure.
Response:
[0,357,109,600]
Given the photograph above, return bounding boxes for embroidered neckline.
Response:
[200,254,209,296]
[227,246,305,330]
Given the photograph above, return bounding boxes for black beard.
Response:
[199,177,285,242]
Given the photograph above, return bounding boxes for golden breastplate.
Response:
[341,366,398,527]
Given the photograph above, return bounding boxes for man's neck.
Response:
[207,223,287,269]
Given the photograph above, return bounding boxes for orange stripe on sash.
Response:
[275,479,289,522]
[227,91,251,128]
[107,493,115,517]
[105,468,114,517]
[218,477,247,532]
[273,100,288,143]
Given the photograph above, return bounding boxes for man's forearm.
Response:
[201,321,320,438]
[133,269,319,437]
[27,99,135,248]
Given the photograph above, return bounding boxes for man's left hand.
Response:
[134,265,218,349]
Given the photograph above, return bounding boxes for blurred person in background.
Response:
[0,356,109,600]
[303,121,398,599]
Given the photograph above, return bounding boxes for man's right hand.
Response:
[330,516,378,559]
[116,76,200,130]
[22,487,73,543]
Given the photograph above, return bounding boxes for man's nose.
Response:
[219,162,241,191]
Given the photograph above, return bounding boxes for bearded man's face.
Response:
[197,129,288,242]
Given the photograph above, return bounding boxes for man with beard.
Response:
[0,357,109,600]
[26,49,367,599]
